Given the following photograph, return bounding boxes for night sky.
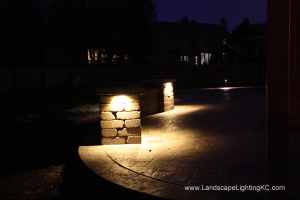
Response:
[152,0,267,33]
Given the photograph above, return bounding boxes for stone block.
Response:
[163,86,173,93]
[126,136,141,144]
[140,99,147,107]
[101,129,117,137]
[158,104,164,112]
[148,103,158,110]
[170,105,174,110]
[125,119,141,128]
[125,103,140,111]
[127,95,139,103]
[146,89,158,95]
[164,106,172,112]
[101,104,124,112]
[116,111,140,120]
[164,91,174,97]
[101,137,126,145]
[147,99,156,105]
[148,108,158,115]
[141,105,148,111]
[170,100,174,105]
[100,96,115,104]
[100,120,124,128]
[164,101,171,107]
[118,128,141,136]
[101,112,115,120]
[165,96,174,102]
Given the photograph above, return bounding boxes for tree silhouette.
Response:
[177,17,196,24]
[0,0,45,67]
[42,0,158,66]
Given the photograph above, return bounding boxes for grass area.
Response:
[0,86,101,199]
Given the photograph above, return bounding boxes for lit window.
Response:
[101,50,107,59]
[183,56,189,62]
[87,49,91,61]
[201,53,205,65]
[223,38,227,45]
[201,53,211,65]
[195,56,198,66]
[87,49,99,61]
[94,49,98,60]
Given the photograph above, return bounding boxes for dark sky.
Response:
[152,0,267,33]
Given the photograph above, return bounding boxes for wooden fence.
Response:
[0,65,266,90]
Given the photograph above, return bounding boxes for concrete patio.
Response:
[78,87,300,200]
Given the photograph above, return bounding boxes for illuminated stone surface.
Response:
[124,103,140,111]
[126,136,141,144]
[100,120,124,128]
[125,119,141,128]
[126,95,140,103]
[116,111,140,120]
[101,112,115,120]
[118,128,141,136]
[101,104,123,112]
[101,129,117,137]
[101,137,125,145]
[100,96,115,104]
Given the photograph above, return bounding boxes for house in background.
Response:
[153,18,237,66]
[232,18,267,64]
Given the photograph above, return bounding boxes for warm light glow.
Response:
[87,49,91,61]
[225,79,227,87]
[223,38,227,45]
[111,95,131,111]
[165,82,173,93]
[94,49,98,61]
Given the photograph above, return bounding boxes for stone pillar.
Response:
[95,87,145,145]
[143,79,176,113]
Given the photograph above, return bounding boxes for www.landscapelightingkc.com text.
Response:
[184,185,285,192]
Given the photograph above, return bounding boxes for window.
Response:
[87,49,99,65]
[180,56,189,62]
[183,56,189,62]
[201,53,211,65]
[195,56,198,66]
[223,38,227,45]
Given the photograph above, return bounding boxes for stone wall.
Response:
[140,89,158,117]
[162,82,175,112]
[99,94,142,145]
[95,79,175,145]
[143,79,175,113]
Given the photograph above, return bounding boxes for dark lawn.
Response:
[0,87,102,199]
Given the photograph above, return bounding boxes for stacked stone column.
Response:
[143,79,176,113]
[95,87,145,145]
[163,82,175,112]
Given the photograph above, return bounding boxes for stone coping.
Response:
[95,86,146,95]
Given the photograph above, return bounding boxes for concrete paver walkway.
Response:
[78,87,300,200]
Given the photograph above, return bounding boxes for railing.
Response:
[0,65,266,90]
